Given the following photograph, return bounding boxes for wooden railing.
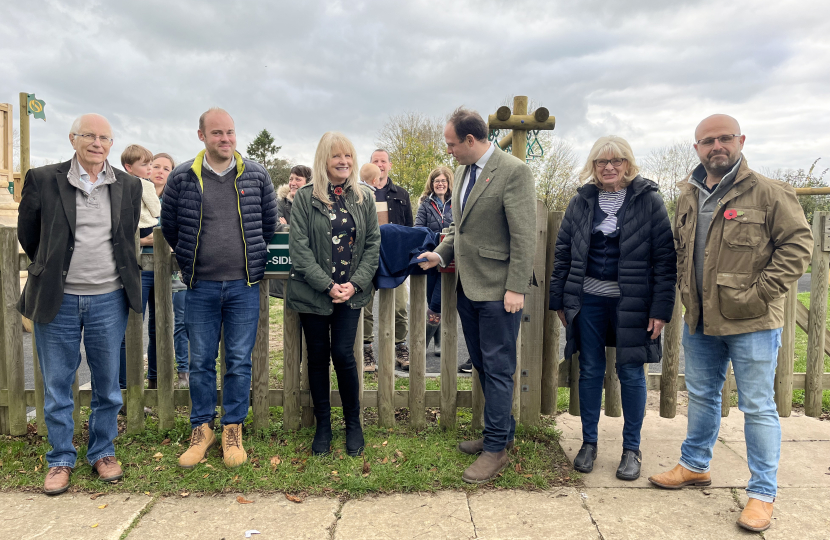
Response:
[1,207,828,437]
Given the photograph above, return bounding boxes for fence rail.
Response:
[1,208,829,437]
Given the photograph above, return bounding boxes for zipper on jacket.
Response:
[232,157,253,286]
[189,153,207,288]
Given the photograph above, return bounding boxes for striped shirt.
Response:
[583,187,627,297]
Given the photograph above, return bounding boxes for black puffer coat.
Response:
[414,194,453,233]
[161,151,277,287]
[549,176,677,364]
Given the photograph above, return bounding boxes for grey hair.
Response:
[199,107,234,132]
[69,113,110,136]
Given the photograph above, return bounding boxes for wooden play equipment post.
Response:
[16,93,30,203]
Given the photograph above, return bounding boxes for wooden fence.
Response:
[1,207,829,437]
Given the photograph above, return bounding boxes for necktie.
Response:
[462,164,478,212]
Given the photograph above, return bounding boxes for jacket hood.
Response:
[277,184,292,201]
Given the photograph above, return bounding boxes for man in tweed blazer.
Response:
[419,107,536,483]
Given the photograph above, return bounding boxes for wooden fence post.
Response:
[805,212,830,417]
[377,288,396,428]
[408,275,427,429]
[251,281,270,431]
[519,200,547,426]
[440,271,458,430]
[282,304,302,431]
[125,230,145,434]
[659,292,683,418]
[354,310,365,427]
[542,210,564,415]
[0,226,25,435]
[568,353,580,416]
[603,348,622,417]
[774,281,798,417]
[153,229,175,431]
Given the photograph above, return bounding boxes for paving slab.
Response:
[762,488,830,539]
[560,438,749,488]
[721,440,830,488]
[335,491,474,540]
[718,409,830,442]
[127,493,338,540]
[469,488,599,539]
[556,412,690,442]
[583,487,753,539]
[0,491,151,540]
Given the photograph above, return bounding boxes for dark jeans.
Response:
[118,270,156,389]
[299,304,362,421]
[186,279,260,429]
[575,293,646,451]
[456,282,521,452]
[426,269,442,313]
[172,289,189,372]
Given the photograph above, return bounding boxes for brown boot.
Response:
[176,372,190,389]
[93,456,123,482]
[43,466,72,495]
[462,450,509,484]
[737,498,774,532]
[178,423,216,468]
[457,438,514,455]
[648,463,711,489]
[395,343,410,371]
[222,423,247,468]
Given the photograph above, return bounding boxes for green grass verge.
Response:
[792,291,830,410]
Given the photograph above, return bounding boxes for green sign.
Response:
[265,232,291,274]
[26,94,46,121]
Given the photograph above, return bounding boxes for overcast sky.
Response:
[2,0,829,175]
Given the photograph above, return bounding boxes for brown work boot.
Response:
[395,343,410,371]
[648,463,711,489]
[737,498,774,532]
[178,423,216,468]
[93,456,123,482]
[363,344,377,373]
[43,466,72,495]
[462,450,509,484]
[176,372,190,389]
[222,423,247,468]
[457,438,514,455]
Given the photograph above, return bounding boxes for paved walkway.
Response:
[3,408,828,539]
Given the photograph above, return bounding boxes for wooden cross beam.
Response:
[487,96,556,162]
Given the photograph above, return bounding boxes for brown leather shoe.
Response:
[737,498,773,532]
[222,423,247,468]
[44,466,72,495]
[462,450,509,484]
[648,463,711,489]
[457,438,514,455]
[93,456,123,482]
[179,423,216,468]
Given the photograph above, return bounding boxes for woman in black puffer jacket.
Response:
[549,136,676,481]
[414,166,453,357]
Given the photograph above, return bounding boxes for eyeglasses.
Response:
[595,158,625,168]
[433,179,448,185]
[73,133,114,146]
[696,134,740,146]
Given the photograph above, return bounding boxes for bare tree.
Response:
[528,132,580,211]
[764,159,829,222]
[640,141,698,215]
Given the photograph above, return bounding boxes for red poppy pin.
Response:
[240,189,245,195]
[334,186,343,196]
[485,178,490,183]
[724,209,745,220]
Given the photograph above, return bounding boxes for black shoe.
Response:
[344,412,365,457]
[616,448,642,481]
[458,360,472,374]
[573,443,597,473]
[311,419,332,456]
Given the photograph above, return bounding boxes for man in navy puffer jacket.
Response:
[161,108,277,470]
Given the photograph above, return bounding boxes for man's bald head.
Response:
[695,114,741,142]
[693,114,745,181]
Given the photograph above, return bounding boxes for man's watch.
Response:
[324,281,335,294]
[349,281,362,293]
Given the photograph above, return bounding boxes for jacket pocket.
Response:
[722,208,765,250]
[479,247,509,261]
[716,272,767,320]
[27,262,44,276]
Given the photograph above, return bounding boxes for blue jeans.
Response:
[680,323,783,503]
[575,293,646,451]
[186,279,260,429]
[34,290,129,468]
[118,270,155,388]
[426,269,442,314]
[456,282,521,452]
[173,290,189,372]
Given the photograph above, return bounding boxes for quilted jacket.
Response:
[161,150,277,286]
[549,176,677,364]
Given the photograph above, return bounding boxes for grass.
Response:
[791,291,830,411]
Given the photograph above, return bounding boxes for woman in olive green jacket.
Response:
[286,132,380,456]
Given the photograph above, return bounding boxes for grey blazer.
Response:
[434,146,537,302]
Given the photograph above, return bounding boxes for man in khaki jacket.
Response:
[648,114,812,533]
[419,107,536,484]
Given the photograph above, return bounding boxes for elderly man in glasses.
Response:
[17,114,144,495]
[648,114,812,533]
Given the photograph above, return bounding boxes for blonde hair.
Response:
[121,144,153,168]
[359,163,381,185]
[579,135,640,188]
[312,132,364,205]
[420,166,454,199]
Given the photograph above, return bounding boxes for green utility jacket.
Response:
[286,183,380,315]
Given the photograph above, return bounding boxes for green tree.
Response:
[246,129,293,187]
